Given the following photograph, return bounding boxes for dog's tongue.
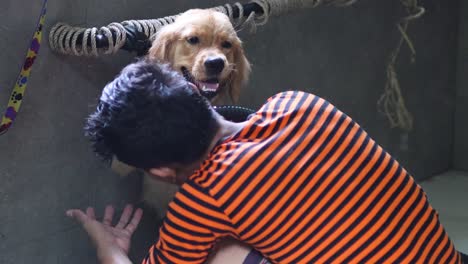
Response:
[198,81,219,93]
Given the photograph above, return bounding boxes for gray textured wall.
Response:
[454,0,468,170]
[0,0,459,263]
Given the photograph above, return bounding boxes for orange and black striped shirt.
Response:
[143,91,461,264]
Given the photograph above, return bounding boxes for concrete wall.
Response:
[454,0,468,170]
[0,0,459,263]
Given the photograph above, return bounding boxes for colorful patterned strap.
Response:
[0,0,47,135]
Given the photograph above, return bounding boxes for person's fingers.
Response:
[103,205,114,226]
[116,204,133,229]
[86,207,96,220]
[66,209,89,225]
[125,208,143,234]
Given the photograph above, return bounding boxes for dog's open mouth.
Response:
[181,67,218,100]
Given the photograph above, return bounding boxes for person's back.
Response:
[148,91,462,264]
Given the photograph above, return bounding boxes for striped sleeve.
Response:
[142,181,235,264]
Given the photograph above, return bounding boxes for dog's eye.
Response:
[221,41,232,49]
[187,36,199,45]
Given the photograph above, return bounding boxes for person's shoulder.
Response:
[265,90,321,103]
[186,157,230,190]
[260,90,325,115]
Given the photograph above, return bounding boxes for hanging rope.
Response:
[267,0,357,16]
[377,0,425,131]
[49,0,357,57]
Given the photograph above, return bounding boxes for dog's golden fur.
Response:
[111,9,251,213]
[147,9,250,104]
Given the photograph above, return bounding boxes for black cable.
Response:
[214,105,256,122]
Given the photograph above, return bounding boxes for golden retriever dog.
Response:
[111,9,251,214]
[148,8,251,104]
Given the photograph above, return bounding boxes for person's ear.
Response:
[148,167,177,184]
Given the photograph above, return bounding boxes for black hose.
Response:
[214,105,256,122]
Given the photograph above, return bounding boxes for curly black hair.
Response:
[84,59,219,169]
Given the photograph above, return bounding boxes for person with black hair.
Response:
[67,59,467,264]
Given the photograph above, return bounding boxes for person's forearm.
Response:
[100,255,133,264]
[207,238,251,264]
[98,249,133,264]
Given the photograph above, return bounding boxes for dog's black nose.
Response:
[204,57,225,75]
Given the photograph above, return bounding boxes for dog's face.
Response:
[148,9,250,104]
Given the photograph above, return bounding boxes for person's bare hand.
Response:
[66,204,143,263]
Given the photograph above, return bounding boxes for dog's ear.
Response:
[148,26,176,61]
[229,43,251,104]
